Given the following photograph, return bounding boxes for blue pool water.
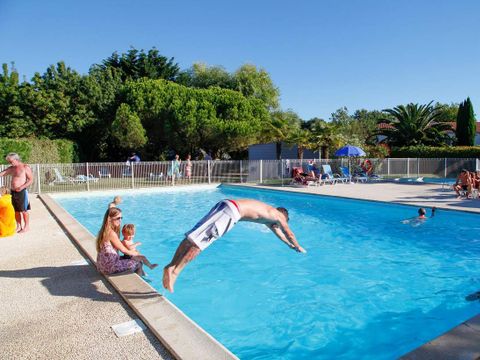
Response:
[55,185,480,359]
[395,177,456,185]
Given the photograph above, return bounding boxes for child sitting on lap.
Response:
[121,223,157,270]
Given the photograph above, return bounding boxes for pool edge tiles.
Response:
[39,193,239,360]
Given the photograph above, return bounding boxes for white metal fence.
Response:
[0,158,477,194]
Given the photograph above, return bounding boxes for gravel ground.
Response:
[0,196,173,360]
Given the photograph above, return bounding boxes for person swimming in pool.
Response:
[402,207,436,227]
[162,199,306,293]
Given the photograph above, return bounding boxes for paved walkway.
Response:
[0,197,173,360]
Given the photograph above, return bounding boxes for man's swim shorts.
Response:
[186,200,241,251]
[11,188,31,212]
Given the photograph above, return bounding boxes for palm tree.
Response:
[259,110,302,159]
[309,120,345,159]
[376,102,453,147]
[285,128,313,160]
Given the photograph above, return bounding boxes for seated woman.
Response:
[96,207,155,276]
[0,187,16,237]
[292,167,317,186]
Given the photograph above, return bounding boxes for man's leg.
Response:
[19,211,29,233]
[14,212,22,232]
[163,238,201,293]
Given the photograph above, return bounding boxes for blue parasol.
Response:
[334,145,366,157]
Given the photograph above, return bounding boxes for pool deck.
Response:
[1,182,480,359]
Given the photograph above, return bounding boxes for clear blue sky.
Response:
[1,0,479,120]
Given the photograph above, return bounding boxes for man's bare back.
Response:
[162,198,306,293]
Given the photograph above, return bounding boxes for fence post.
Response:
[444,158,447,179]
[417,158,420,177]
[260,160,263,184]
[207,160,211,184]
[36,164,41,194]
[281,159,283,186]
[407,158,410,178]
[387,158,390,178]
[86,162,90,192]
[131,163,135,189]
[240,160,243,183]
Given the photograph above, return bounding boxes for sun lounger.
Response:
[322,165,348,184]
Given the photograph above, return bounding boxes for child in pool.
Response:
[121,224,158,270]
[109,196,122,209]
[402,207,436,227]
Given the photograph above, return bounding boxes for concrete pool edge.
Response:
[39,194,238,360]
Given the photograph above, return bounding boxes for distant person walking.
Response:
[127,152,141,164]
[0,153,33,233]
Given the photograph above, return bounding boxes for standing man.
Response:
[163,199,306,293]
[0,153,33,232]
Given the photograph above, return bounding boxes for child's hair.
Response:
[418,208,426,216]
[113,196,122,205]
[0,186,10,196]
[122,223,136,236]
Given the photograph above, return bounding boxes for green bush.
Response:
[391,145,480,158]
[0,138,79,164]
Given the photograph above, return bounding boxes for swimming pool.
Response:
[55,185,480,359]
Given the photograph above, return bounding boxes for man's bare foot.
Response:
[149,263,158,270]
[18,227,29,233]
[162,266,177,293]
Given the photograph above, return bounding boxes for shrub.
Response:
[391,145,480,158]
[0,138,78,164]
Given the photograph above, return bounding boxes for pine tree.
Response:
[465,97,476,146]
[456,98,476,146]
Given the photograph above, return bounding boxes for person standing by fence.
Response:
[185,154,192,181]
[0,153,33,233]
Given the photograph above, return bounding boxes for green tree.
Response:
[233,64,280,110]
[285,128,312,160]
[259,110,302,159]
[435,102,458,122]
[309,119,346,159]
[456,97,476,146]
[93,47,180,82]
[177,63,234,89]
[111,103,147,150]
[377,102,453,147]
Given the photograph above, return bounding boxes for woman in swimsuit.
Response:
[96,207,149,276]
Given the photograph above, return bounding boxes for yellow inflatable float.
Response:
[0,190,16,237]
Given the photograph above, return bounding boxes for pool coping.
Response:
[225,183,480,359]
[39,193,238,360]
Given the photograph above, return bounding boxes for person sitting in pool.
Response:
[453,169,472,198]
[401,207,436,227]
[96,207,157,276]
[162,199,307,293]
[120,223,158,269]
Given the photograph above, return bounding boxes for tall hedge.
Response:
[391,145,480,158]
[0,138,78,164]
